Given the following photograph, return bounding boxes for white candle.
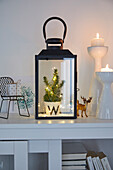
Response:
[91,33,104,46]
[101,64,113,72]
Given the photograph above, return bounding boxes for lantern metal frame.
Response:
[35,49,77,120]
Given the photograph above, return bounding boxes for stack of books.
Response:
[62,142,87,170]
[87,151,112,170]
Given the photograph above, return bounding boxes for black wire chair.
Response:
[0,77,30,119]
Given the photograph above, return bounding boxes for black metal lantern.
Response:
[35,17,77,119]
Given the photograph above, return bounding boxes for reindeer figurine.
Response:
[77,96,92,117]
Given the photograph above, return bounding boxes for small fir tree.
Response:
[43,69,64,102]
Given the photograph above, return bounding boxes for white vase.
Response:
[44,102,61,115]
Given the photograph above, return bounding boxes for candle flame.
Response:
[96,33,99,39]
[106,64,109,69]
[101,64,113,72]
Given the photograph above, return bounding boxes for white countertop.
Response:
[0,114,113,127]
[0,114,113,140]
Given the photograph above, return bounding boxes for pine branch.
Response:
[43,68,64,102]
[59,80,65,88]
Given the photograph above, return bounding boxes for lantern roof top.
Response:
[36,49,76,57]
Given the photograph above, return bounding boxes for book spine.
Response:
[101,157,112,170]
[62,160,86,166]
[62,153,86,160]
[62,165,86,170]
[87,156,94,170]
[92,157,100,170]
[96,157,103,170]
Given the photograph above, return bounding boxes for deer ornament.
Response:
[77,96,92,117]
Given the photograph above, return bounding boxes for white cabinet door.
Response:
[48,140,62,170]
[14,141,28,170]
[0,141,28,170]
[29,139,62,170]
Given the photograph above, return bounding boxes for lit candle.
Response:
[101,64,113,72]
[91,33,104,47]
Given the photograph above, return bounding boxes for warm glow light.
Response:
[53,76,56,81]
[46,87,49,91]
[70,120,74,123]
[50,91,53,95]
[48,120,52,124]
[91,33,104,47]
[101,64,113,72]
[52,67,56,71]
[106,64,109,69]
[96,33,99,39]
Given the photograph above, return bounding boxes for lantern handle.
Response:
[43,16,67,42]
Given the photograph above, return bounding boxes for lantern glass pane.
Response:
[38,58,75,118]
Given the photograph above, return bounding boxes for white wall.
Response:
[0,0,113,167]
[1,0,113,101]
[0,0,113,101]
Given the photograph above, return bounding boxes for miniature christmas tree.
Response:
[43,68,64,102]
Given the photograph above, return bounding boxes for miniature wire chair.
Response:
[0,77,30,119]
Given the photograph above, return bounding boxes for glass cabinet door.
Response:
[28,153,48,170]
[0,155,14,170]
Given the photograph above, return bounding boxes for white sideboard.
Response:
[0,114,113,170]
